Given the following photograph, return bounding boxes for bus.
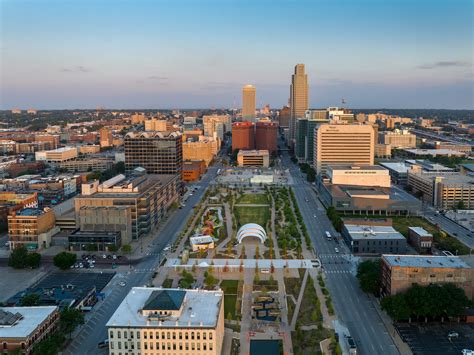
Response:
[325,231,332,240]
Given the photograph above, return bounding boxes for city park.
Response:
[152,185,340,355]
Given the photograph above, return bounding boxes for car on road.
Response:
[118,281,126,287]
[102,254,107,259]
[334,248,339,253]
[448,331,459,338]
[164,245,171,251]
[97,340,109,349]
[346,336,357,354]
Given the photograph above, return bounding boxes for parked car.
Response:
[448,331,459,338]
[97,340,109,349]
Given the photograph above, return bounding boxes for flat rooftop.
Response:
[404,148,466,156]
[409,171,474,185]
[329,164,387,172]
[382,255,471,269]
[408,227,432,237]
[379,162,410,173]
[106,288,223,329]
[345,224,405,240]
[0,306,57,338]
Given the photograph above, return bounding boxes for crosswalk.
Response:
[133,268,157,273]
[318,254,343,259]
[324,269,351,274]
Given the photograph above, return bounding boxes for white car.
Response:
[334,248,339,253]
[119,281,126,287]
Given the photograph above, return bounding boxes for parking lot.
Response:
[396,323,474,355]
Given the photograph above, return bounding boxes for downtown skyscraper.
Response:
[289,64,309,146]
[242,84,256,121]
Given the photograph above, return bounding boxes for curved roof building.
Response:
[236,223,267,244]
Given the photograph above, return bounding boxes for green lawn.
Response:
[220,280,239,294]
[224,295,237,319]
[236,193,269,205]
[162,279,173,288]
[234,206,270,229]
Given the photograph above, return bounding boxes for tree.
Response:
[381,293,411,322]
[204,272,217,290]
[26,252,42,269]
[121,244,132,254]
[356,259,381,295]
[255,245,260,259]
[8,246,28,269]
[179,270,194,288]
[240,244,246,259]
[60,307,84,338]
[20,293,40,306]
[53,252,77,270]
[33,333,65,355]
[456,200,466,210]
[226,242,233,255]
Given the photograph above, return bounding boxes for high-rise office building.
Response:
[232,122,255,151]
[255,121,278,153]
[313,124,375,176]
[295,110,329,164]
[289,64,308,145]
[242,85,256,121]
[124,131,183,176]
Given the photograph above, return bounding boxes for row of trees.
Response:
[299,163,316,182]
[381,283,471,322]
[8,246,41,269]
[326,206,343,233]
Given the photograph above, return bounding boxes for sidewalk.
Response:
[370,294,413,355]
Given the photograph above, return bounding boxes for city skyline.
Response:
[1,0,473,109]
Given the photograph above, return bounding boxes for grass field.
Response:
[220,280,239,294]
[221,280,239,320]
[234,206,270,229]
[391,217,470,255]
[224,295,237,319]
[236,193,269,205]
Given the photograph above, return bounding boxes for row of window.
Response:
[110,330,213,341]
[111,341,214,352]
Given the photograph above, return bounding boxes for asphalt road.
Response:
[64,164,220,355]
[280,151,399,355]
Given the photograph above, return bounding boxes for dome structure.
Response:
[236,223,267,244]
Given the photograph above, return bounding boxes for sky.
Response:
[0,0,473,109]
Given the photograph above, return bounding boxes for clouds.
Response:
[417,61,471,70]
[61,65,91,73]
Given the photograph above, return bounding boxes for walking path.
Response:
[290,269,309,330]
[215,202,234,254]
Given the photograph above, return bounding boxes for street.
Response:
[64,165,220,354]
[280,150,399,355]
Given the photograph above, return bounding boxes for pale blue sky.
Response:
[1,0,473,109]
